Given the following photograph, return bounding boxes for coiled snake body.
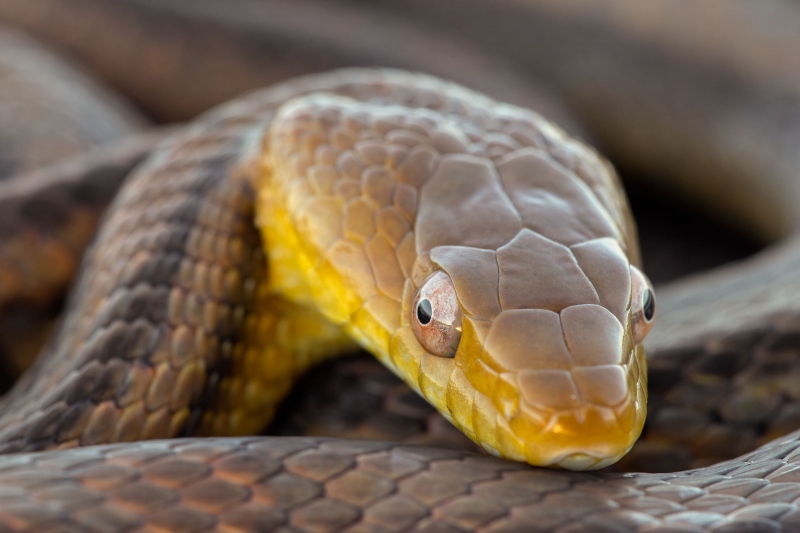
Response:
[0,2,799,532]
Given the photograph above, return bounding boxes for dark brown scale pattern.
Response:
[0,132,169,383]
[0,116,267,454]
[0,132,170,307]
[2,436,800,532]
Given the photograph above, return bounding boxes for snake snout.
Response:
[471,302,646,470]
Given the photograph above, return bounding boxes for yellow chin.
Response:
[442,343,648,471]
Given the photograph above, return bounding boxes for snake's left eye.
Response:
[630,266,656,344]
[411,271,462,357]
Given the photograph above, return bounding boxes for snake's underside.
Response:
[0,2,799,532]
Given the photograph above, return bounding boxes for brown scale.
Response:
[0,436,799,531]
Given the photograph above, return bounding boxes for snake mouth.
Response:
[486,344,646,471]
[554,447,635,471]
[445,309,647,470]
[507,397,642,470]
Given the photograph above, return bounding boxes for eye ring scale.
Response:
[411,271,463,358]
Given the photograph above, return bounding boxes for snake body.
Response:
[0,64,757,533]
[0,1,798,532]
[0,66,645,461]
[0,68,650,530]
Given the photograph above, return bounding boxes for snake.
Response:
[0,1,798,532]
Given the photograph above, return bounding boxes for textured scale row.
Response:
[1,436,800,532]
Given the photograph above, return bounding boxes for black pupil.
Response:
[417,299,433,325]
[642,289,655,321]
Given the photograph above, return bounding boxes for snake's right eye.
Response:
[630,266,656,344]
[642,288,655,321]
[411,271,462,357]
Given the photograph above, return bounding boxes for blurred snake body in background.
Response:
[0,1,798,532]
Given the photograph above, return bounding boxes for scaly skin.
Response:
[3,2,800,531]
[0,70,646,471]
[0,70,664,533]
[3,435,800,532]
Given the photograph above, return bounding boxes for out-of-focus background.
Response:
[3,0,792,284]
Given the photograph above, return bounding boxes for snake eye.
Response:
[630,266,656,344]
[411,271,462,357]
[642,288,655,322]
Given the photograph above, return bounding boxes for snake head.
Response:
[394,147,654,471]
[264,85,653,471]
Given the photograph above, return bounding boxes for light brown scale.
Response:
[336,151,365,181]
[343,199,375,244]
[376,207,410,246]
[385,129,428,148]
[397,145,439,188]
[365,236,404,302]
[394,234,417,279]
[354,139,388,166]
[361,167,394,207]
